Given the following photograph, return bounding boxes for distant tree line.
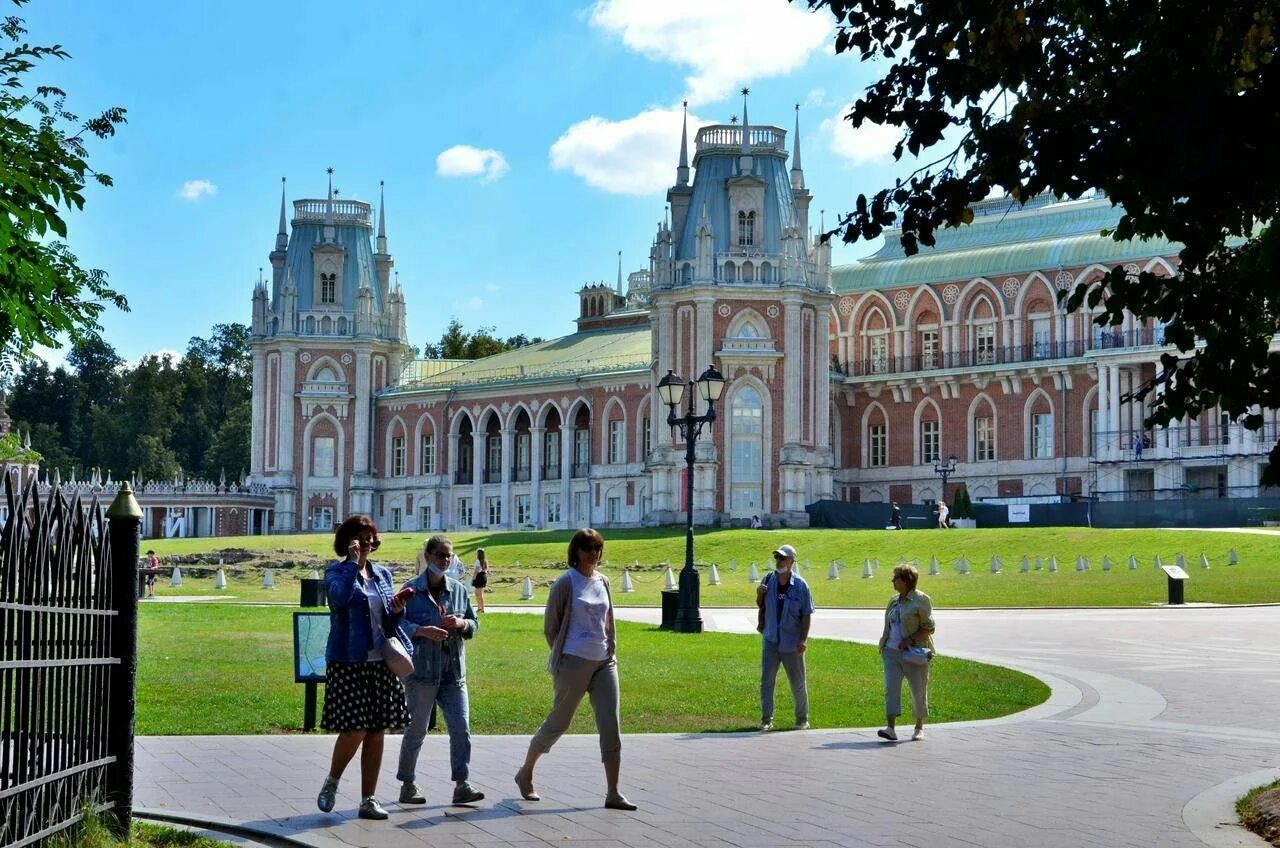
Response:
[5,323,250,484]
[421,318,542,360]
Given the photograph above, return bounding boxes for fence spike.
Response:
[828,560,840,580]
[928,555,939,576]
[1019,556,1029,573]
[708,564,721,586]
[748,562,760,582]
[663,567,676,590]
[1128,554,1139,570]
[170,566,183,587]
[621,569,635,592]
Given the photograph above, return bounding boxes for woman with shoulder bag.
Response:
[315,515,412,821]
[877,563,935,743]
[471,548,489,613]
[513,528,636,811]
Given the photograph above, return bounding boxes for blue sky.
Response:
[26,0,907,363]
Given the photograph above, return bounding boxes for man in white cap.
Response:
[755,543,813,731]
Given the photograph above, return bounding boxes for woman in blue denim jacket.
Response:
[394,534,483,807]
[316,515,412,821]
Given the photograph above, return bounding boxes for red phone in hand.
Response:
[393,586,415,605]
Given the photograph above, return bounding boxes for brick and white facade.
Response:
[249,113,1279,535]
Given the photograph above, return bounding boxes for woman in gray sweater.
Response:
[514,528,636,810]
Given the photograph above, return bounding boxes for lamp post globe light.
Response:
[656,364,726,634]
[933,454,958,502]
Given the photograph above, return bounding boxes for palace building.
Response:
[248,107,1279,534]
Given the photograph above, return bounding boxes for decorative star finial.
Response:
[741,87,750,96]
[730,115,739,124]
[795,103,800,111]
[326,167,333,176]
[333,188,340,197]
[682,99,688,108]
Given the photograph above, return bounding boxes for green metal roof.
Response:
[832,195,1182,292]
[387,325,652,394]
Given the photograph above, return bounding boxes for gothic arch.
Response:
[600,396,628,463]
[413,410,439,475]
[955,278,1006,323]
[505,401,535,431]
[861,401,889,468]
[912,397,943,465]
[1013,272,1059,319]
[536,399,563,429]
[302,411,346,523]
[850,291,897,334]
[305,355,346,384]
[1081,384,1100,455]
[383,414,408,477]
[448,407,475,436]
[720,374,774,517]
[1023,388,1055,459]
[1143,257,1177,277]
[906,285,945,329]
[727,307,771,339]
[633,397,652,463]
[965,392,998,463]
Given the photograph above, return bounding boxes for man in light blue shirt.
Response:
[755,544,813,731]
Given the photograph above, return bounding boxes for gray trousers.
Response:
[882,648,930,720]
[760,640,808,724]
[397,677,471,783]
[528,654,621,763]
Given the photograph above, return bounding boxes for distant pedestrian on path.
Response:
[316,515,412,821]
[756,543,813,732]
[1133,433,1144,460]
[396,535,483,808]
[888,503,902,530]
[144,550,159,598]
[878,564,935,742]
[936,499,950,529]
[514,528,637,811]
[471,548,489,612]
[750,514,763,529]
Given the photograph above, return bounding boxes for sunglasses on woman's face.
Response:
[585,544,603,553]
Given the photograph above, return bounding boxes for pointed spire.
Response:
[738,87,753,174]
[376,180,388,254]
[791,104,805,191]
[275,177,288,251]
[617,251,624,294]
[323,167,335,242]
[676,100,690,186]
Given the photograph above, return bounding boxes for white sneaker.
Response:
[877,727,898,742]
[760,720,773,732]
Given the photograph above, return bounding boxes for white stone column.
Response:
[815,303,831,451]
[1095,363,1110,459]
[250,350,265,477]
[500,426,514,528]
[783,297,803,444]
[561,426,574,526]
[277,346,297,475]
[472,430,485,526]
[353,349,372,474]
[1108,363,1121,457]
[530,426,545,527]
[654,304,675,449]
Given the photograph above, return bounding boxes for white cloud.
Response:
[588,0,831,105]
[822,104,901,167]
[177,179,217,201]
[435,145,510,182]
[551,105,706,196]
[805,88,829,108]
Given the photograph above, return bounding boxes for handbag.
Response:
[901,645,933,666]
[380,634,414,678]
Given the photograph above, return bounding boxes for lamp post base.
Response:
[673,563,702,633]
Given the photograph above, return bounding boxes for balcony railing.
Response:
[483,469,502,484]
[454,470,473,485]
[513,467,531,482]
[571,462,591,478]
[543,463,561,479]
[840,328,1172,378]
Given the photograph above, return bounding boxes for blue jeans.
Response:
[397,677,471,783]
[760,641,808,724]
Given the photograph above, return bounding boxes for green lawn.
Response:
[137,606,1047,735]
[144,526,1280,606]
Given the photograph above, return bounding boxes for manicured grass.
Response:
[137,605,1047,735]
[144,527,1280,606]
[1237,778,1280,844]
[48,808,231,847]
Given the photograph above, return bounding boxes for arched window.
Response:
[682,263,692,283]
[737,210,755,247]
[723,262,736,282]
[320,273,336,305]
[864,406,888,468]
[730,387,764,516]
[741,260,755,282]
[761,262,773,284]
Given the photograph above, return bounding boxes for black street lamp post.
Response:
[933,454,958,501]
[657,365,726,634]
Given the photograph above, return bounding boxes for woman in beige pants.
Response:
[877,563,935,742]
[514,528,636,810]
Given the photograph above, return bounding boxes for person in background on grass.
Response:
[750,514,763,529]
[144,550,159,598]
[471,548,489,612]
[396,535,483,808]
[316,515,411,821]
[756,543,813,732]
[888,502,902,530]
[877,563,935,743]
[514,528,636,811]
[936,499,950,529]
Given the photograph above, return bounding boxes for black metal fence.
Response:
[0,476,140,846]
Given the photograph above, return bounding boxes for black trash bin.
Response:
[300,577,327,608]
[659,589,678,630]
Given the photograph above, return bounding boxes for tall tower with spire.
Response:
[647,96,834,526]
[249,173,412,532]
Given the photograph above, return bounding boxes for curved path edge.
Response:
[1183,768,1280,848]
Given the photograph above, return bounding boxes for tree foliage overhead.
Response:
[0,0,128,372]
[809,0,1280,474]
[421,318,543,360]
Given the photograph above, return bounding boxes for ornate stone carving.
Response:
[766,305,779,318]
[717,303,731,317]
[341,353,353,365]
[893,290,911,311]
[1055,270,1073,290]
[1002,277,1021,299]
[299,352,312,364]
[838,297,855,314]
[942,284,960,304]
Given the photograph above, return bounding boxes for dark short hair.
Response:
[425,534,452,556]
[333,515,380,557]
[567,527,605,568]
[892,563,919,591]
[146,549,155,555]
[476,548,486,560]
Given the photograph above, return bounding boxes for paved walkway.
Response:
[136,605,1280,847]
